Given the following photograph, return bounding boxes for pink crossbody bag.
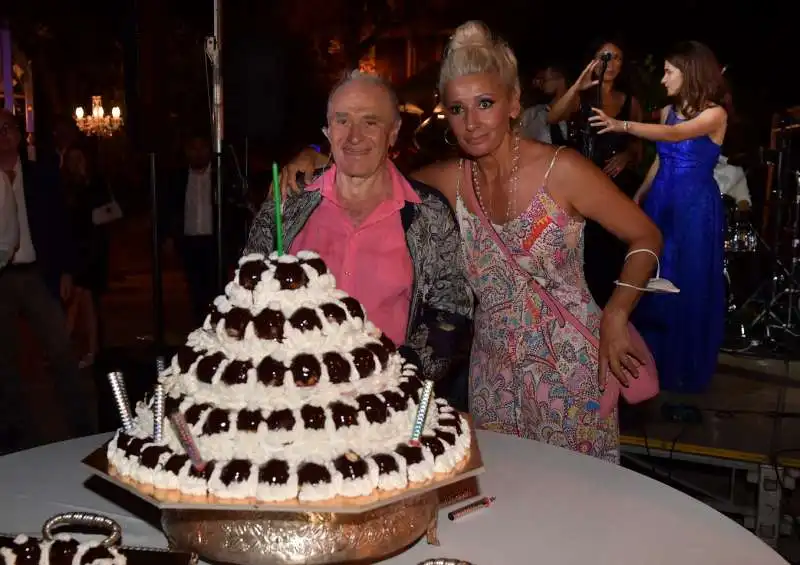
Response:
[458,150,659,418]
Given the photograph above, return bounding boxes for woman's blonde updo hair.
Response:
[438,21,520,97]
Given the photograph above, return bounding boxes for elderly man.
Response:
[246,71,472,383]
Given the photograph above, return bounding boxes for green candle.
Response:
[272,162,284,256]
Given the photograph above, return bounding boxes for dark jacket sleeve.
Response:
[244,197,276,256]
[404,185,474,382]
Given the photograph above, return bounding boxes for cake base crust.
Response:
[107,446,471,507]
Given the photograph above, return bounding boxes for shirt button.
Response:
[345,271,352,277]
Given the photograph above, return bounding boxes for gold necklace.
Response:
[470,132,521,223]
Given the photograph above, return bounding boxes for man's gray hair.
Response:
[326,70,401,122]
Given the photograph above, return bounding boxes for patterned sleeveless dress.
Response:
[455,149,619,463]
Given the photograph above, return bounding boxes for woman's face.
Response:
[443,72,520,158]
[661,60,684,97]
[595,42,623,82]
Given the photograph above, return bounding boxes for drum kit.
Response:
[722,127,800,357]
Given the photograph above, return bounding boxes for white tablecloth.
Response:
[0,432,786,565]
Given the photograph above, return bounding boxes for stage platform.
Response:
[619,352,800,550]
[620,352,800,467]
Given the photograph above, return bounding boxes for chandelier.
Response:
[74,96,123,137]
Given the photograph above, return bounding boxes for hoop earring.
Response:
[444,128,457,146]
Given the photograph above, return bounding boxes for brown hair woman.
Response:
[590,40,728,393]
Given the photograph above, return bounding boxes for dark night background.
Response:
[4,0,797,155]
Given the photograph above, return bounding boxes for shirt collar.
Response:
[1,158,22,191]
[305,162,421,205]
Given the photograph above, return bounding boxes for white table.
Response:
[0,432,787,565]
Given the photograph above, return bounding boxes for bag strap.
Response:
[457,148,600,350]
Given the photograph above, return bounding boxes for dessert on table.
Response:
[106,251,471,505]
[0,534,127,565]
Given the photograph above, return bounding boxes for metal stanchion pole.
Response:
[207,0,225,292]
[149,153,164,350]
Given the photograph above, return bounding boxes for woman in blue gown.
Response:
[589,41,728,393]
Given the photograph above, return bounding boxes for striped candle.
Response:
[152,384,165,442]
[169,411,206,471]
[410,380,435,445]
[107,372,132,432]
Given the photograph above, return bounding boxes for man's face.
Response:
[0,112,21,158]
[533,68,564,96]
[185,137,211,170]
[326,80,400,179]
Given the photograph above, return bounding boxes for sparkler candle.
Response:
[410,380,435,445]
[156,355,166,375]
[447,496,496,521]
[117,373,132,423]
[107,372,132,431]
[152,384,165,442]
[169,411,206,471]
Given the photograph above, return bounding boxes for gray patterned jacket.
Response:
[244,176,474,382]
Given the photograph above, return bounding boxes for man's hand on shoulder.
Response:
[279,148,329,198]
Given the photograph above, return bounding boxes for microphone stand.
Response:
[596,60,608,109]
[206,0,225,293]
[581,56,609,162]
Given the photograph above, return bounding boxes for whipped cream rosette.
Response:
[106,251,470,504]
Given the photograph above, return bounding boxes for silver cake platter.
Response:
[82,415,484,565]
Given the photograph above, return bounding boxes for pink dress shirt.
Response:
[289,164,420,344]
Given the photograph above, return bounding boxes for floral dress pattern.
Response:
[455,152,619,463]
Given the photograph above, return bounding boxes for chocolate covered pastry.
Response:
[0,534,126,565]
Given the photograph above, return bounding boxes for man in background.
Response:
[162,133,218,325]
[0,110,95,451]
[162,132,248,323]
[715,155,751,211]
[0,168,18,269]
[520,65,570,145]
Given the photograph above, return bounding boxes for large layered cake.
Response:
[106,251,471,504]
